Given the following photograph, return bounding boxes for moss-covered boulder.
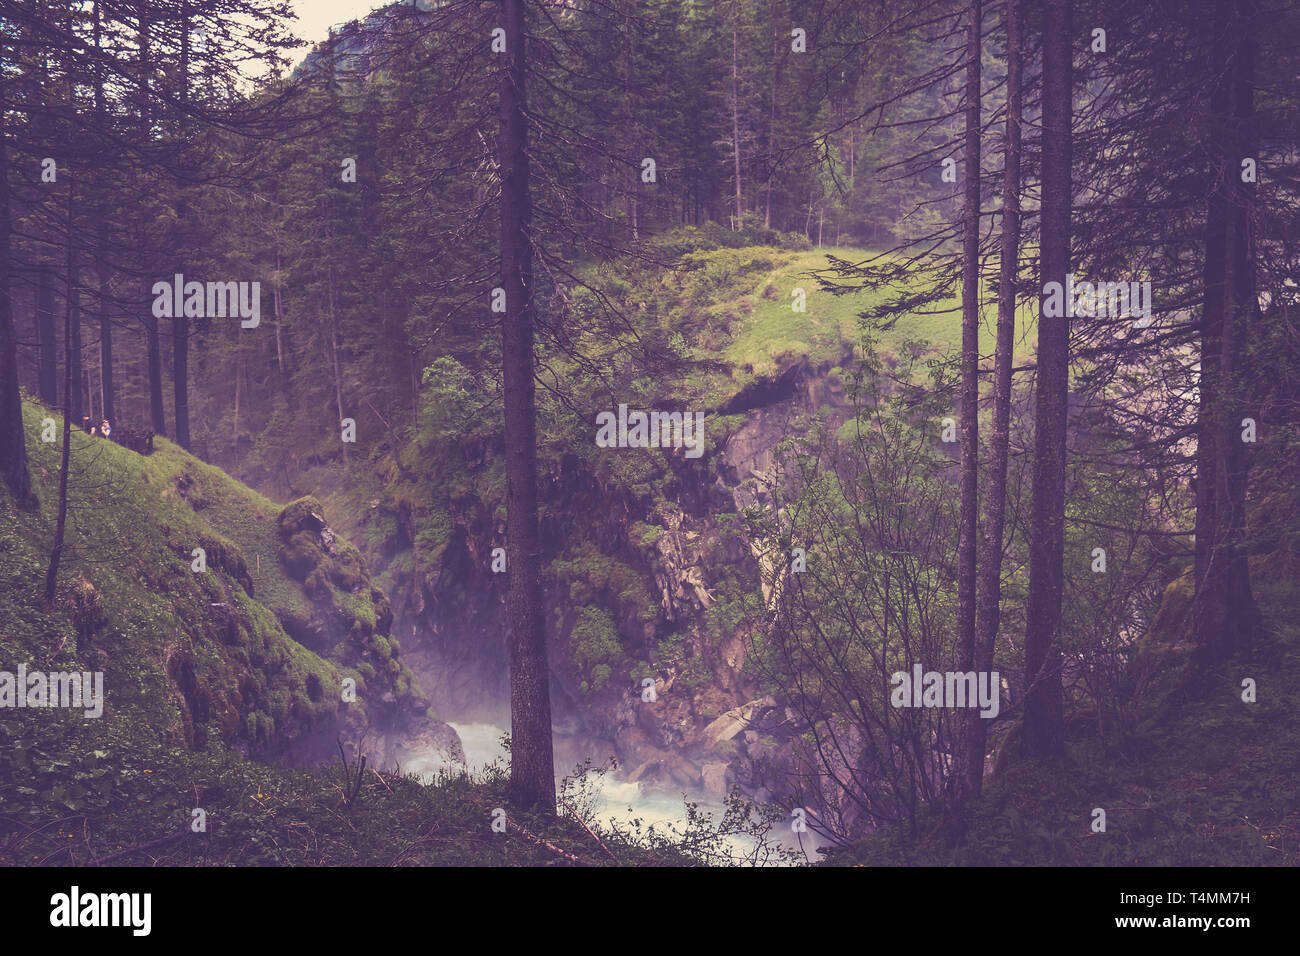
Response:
[273,496,426,736]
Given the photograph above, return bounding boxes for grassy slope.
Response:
[722,247,1036,374]
[0,400,705,866]
[1,400,345,750]
[673,246,1031,377]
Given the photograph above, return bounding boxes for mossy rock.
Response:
[278,496,329,538]
[1148,572,1194,645]
[192,530,254,594]
[282,530,326,582]
[328,546,366,591]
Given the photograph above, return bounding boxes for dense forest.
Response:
[1,0,1298,876]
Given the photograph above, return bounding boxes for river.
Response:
[402,720,825,864]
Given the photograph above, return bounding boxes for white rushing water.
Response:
[403,721,824,864]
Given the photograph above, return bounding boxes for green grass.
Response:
[3,402,337,743]
[0,723,704,867]
[0,397,416,818]
[667,245,1038,396]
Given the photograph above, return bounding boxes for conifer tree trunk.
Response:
[764,14,779,230]
[0,44,33,507]
[328,264,348,464]
[1023,0,1071,759]
[1223,0,1261,647]
[173,313,189,446]
[98,267,113,426]
[233,329,242,453]
[138,7,166,438]
[965,0,1021,799]
[37,264,58,406]
[59,2,83,428]
[274,247,287,377]
[730,10,743,227]
[1195,0,1262,661]
[172,1,192,450]
[146,315,166,435]
[67,272,83,425]
[45,185,79,605]
[500,0,555,813]
[955,0,984,803]
[94,0,114,427]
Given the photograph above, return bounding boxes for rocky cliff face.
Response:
[350,356,855,799]
[267,496,463,770]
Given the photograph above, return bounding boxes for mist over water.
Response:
[402,719,824,863]
[396,644,825,861]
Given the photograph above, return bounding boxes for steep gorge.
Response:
[338,352,858,803]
